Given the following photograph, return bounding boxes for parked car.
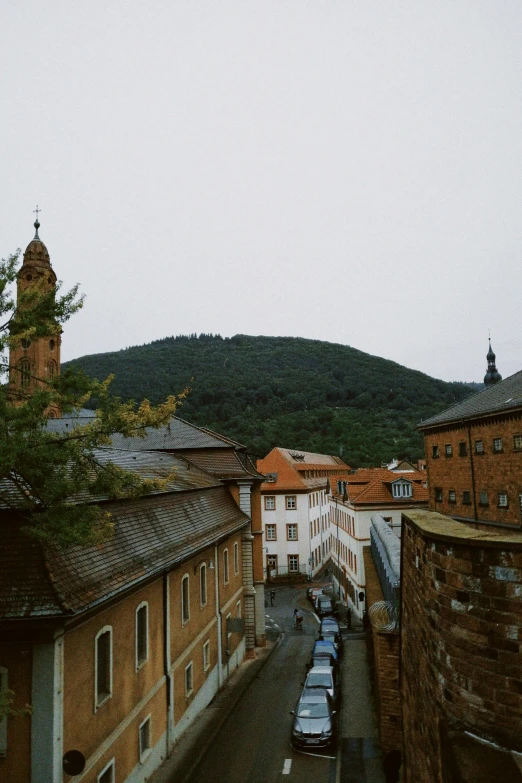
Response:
[290,687,337,750]
[302,665,341,704]
[319,619,343,655]
[306,650,338,672]
[312,639,339,663]
[315,595,334,617]
[307,587,324,605]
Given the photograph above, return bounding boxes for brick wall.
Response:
[363,547,402,756]
[423,412,522,528]
[401,509,522,783]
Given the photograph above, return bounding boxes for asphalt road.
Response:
[183,583,338,783]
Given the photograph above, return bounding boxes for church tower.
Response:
[9,213,61,416]
[484,338,502,387]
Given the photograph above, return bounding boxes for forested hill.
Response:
[64,334,480,467]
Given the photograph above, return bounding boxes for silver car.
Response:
[303,665,341,704]
[290,687,337,749]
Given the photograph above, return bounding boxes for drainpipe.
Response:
[215,544,223,688]
[466,421,478,523]
[163,573,174,751]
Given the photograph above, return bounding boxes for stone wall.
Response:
[363,546,402,757]
[401,509,522,783]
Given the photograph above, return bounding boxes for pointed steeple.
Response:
[484,338,502,386]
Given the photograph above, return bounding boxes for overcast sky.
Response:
[2,1,521,383]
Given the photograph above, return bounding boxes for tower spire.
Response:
[484,337,502,386]
[33,205,41,238]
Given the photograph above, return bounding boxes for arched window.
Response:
[18,359,30,388]
[181,575,190,624]
[48,360,57,380]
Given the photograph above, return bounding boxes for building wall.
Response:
[401,509,522,783]
[423,414,522,528]
[262,491,311,577]
[0,643,32,783]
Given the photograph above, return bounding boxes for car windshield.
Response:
[296,702,330,719]
[307,673,332,688]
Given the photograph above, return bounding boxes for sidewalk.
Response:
[151,640,278,783]
[339,625,385,783]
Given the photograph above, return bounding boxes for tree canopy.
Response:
[1,250,187,546]
[66,333,481,467]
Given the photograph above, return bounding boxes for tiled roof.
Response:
[332,468,428,506]
[1,484,249,619]
[419,370,522,429]
[258,447,350,491]
[0,449,220,509]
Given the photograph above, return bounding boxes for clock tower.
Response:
[9,214,61,416]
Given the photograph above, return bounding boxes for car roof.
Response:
[299,687,330,703]
[321,617,338,625]
[314,640,336,649]
[307,665,334,675]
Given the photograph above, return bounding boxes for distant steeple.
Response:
[484,338,502,386]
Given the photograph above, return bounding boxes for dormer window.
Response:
[391,480,412,499]
[265,473,277,483]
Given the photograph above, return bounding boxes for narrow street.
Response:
[176,582,384,783]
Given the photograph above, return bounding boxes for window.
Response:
[185,662,193,697]
[203,640,210,672]
[0,668,7,756]
[236,599,242,618]
[435,488,443,502]
[49,339,55,351]
[475,440,484,454]
[445,444,453,457]
[48,360,57,380]
[392,481,412,499]
[139,716,151,762]
[514,435,522,451]
[462,491,471,505]
[287,523,298,541]
[181,575,190,624]
[200,564,207,607]
[95,627,112,708]
[223,549,229,585]
[459,442,467,457]
[234,542,239,575]
[448,490,456,504]
[498,492,508,508]
[264,496,276,510]
[265,524,276,541]
[479,490,489,506]
[136,602,148,669]
[18,359,30,389]
[493,438,503,453]
[265,472,277,483]
[288,555,299,573]
[267,555,277,575]
[432,445,439,458]
[98,760,115,783]
[285,496,297,510]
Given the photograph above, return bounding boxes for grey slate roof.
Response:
[1,484,249,618]
[419,370,522,429]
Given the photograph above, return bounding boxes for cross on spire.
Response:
[33,204,41,238]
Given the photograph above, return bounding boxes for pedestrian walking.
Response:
[270,590,275,606]
[294,608,303,630]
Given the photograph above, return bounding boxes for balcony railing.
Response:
[370,513,401,610]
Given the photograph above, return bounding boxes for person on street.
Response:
[270,590,275,606]
[294,608,303,630]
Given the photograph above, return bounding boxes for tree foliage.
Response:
[0,250,187,546]
[66,333,481,467]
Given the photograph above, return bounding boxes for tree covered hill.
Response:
[64,334,480,467]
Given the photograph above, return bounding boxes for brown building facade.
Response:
[420,371,522,530]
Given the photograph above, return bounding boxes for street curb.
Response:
[152,633,284,783]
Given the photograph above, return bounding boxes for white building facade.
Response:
[257,448,351,580]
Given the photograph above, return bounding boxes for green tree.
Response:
[0,250,187,546]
